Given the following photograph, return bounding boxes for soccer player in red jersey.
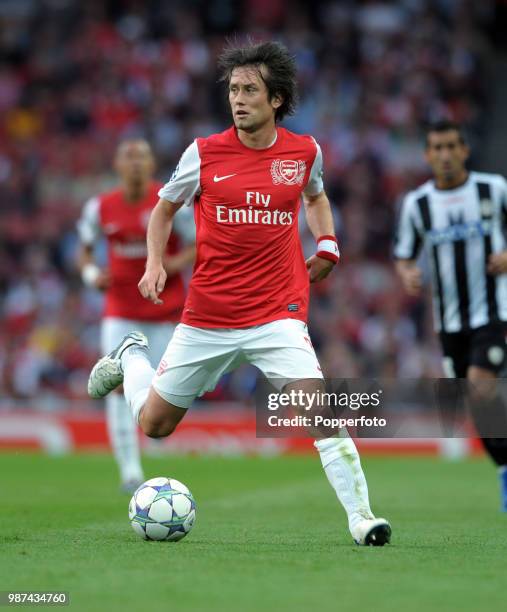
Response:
[88,44,391,544]
[78,140,195,493]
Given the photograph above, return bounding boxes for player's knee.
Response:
[139,392,187,438]
[141,417,178,439]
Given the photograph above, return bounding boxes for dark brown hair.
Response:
[425,120,466,147]
[218,40,298,122]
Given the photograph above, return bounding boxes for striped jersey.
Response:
[394,171,507,333]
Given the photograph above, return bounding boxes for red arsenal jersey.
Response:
[158,127,324,328]
[78,181,195,322]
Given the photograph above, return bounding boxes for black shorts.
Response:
[439,323,507,378]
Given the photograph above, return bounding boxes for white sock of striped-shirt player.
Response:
[314,436,375,532]
[105,394,144,483]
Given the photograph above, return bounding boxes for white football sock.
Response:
[105,393,144,483]
[121,347,154,426]
[314,436,374,532]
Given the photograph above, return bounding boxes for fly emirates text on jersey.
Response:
[215,191,294,226]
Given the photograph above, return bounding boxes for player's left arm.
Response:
[487,252,507,275]
[303,189,339,283]
[302,140,339,283]
[487,176,507,275]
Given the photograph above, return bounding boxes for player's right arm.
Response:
[138,198,185,305]
[76,197,110,290]
[393,193,423,296]
[163,205,196,277]
[395,259,422,296]
[138,141,201,304]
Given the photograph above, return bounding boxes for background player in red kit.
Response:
[78,139,195,492]
[88,43,391,544]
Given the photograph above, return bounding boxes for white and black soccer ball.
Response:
[129,477,196,541]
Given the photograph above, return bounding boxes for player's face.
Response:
[425,131,469,182]
[114,141,155,184]
[228,66,282,133]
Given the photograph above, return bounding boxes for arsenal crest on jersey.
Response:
[270,159,306,186]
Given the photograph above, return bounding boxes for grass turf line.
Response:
[0,453,505,612]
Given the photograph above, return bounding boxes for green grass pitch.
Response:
[1,452,505,611]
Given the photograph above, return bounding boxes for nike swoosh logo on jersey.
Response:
[213,173,237,182]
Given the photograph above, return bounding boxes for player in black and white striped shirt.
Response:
[394,120,507,510]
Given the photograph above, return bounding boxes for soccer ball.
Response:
[128,477,196,541]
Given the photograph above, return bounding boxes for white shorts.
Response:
[101,317,177,368]
[152,319,323,409]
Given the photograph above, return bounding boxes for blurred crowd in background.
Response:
[0,0,498,403]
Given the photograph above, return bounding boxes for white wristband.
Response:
[316,235,340,263]
[82,263,101,287]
